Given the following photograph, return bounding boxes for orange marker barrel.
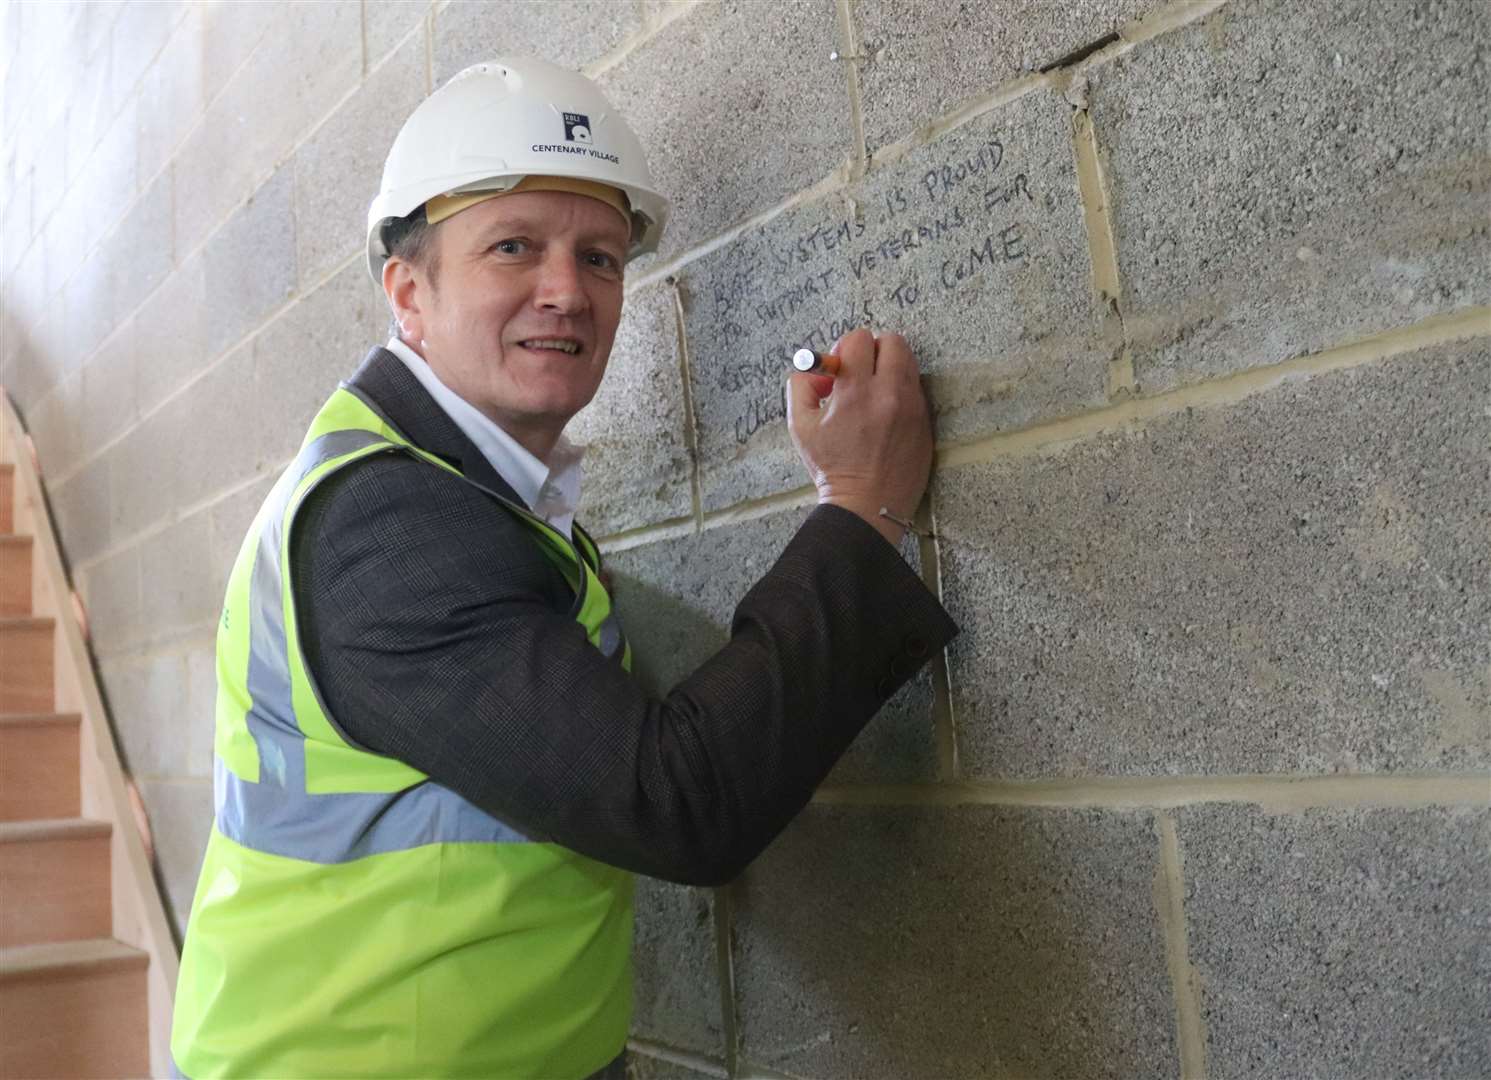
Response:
[791,348,841,377]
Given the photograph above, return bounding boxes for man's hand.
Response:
[786,328,934,547]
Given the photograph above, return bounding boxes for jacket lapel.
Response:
[343,347,529,509]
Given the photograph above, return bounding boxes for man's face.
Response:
[388,190,630,454]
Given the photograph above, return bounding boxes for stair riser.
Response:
[0,964,149,1079]
[0,834,112,947]
[0,621,53,713]
[0,538,30,616]
[0,721,80,821]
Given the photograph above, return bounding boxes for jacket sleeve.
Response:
[292,454,958,886]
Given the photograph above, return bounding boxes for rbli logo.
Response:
[563,112,592,143]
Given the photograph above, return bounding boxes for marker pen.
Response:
[791,348,841,377]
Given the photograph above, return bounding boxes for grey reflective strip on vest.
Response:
[216,754,528,862]
[216,428,531,863]
[596,612,624,661]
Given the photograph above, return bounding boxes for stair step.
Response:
[0,713,81,821]
[0,616,54,713]
[0,818,112,948]
[0,463,12,534]
[0,938,150,1079]
[0,818,111,843]
[0,534,30,616]
[0,937,148,980]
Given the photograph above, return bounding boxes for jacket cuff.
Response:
[793,502,960,700]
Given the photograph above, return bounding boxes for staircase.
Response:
[0,396,178,1078]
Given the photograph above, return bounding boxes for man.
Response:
[171,57,955,1079]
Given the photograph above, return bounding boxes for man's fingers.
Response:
[786,371,827,427]
[832,327,878,380]
[872,332,918,383]
[827,328,920,386]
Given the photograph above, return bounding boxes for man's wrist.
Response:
[820,496,907,548]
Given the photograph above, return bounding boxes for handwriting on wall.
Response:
[708,138,1037,445]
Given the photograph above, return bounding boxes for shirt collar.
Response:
[384,338,585,536]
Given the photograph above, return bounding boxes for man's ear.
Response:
[383,256,423,344]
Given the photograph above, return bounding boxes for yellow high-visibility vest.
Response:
[171,383,633,1079]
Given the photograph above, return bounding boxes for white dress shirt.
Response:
[385,337,585,539]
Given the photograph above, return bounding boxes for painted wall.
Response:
[1,1,1486,1076]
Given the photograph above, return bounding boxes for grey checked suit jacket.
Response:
[290,346,958,885]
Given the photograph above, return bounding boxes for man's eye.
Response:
[493,239,528,255]
[585,251,621,271]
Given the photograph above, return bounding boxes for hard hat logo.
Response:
[563,112,593,144]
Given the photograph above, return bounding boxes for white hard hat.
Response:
[366,57,669,281]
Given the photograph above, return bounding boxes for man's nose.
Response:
[532,251,589,315]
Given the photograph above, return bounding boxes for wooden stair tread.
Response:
[0,615,52,628]
[0,938,149,981]
[0,818,111,843]
[0,712,80,727]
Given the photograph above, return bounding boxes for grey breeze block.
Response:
[1087,0,1491,393]
[936,338,1491,779]
[1178,803,1491,1080]
[732,805,1176,1078]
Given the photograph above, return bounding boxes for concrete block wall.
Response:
[1,1,1486,1076]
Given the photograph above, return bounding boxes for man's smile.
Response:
[517,337,584,355]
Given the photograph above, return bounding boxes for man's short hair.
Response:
[384,207,440,338]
